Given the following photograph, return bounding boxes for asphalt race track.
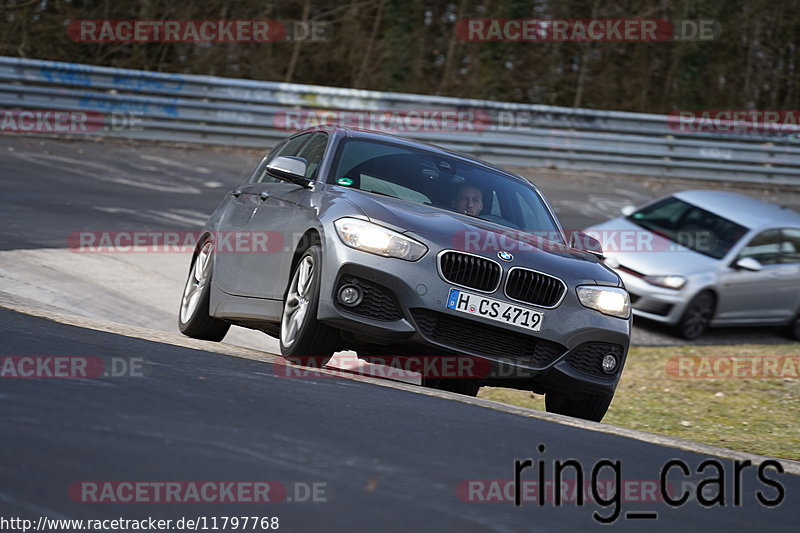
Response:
[1,134,799,531]
[1,307,798,532]
[7,0,800,527]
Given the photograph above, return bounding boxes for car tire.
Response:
[178,239,231,341]
[279,245,339,367]
[545,392,612,422]
[422,378,480,397]
[787,313,800,341]
[674,290,715,340]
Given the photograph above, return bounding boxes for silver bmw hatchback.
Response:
[179,126,632,421]
[585,190,800,340]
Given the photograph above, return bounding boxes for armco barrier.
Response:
[1,56,798,185]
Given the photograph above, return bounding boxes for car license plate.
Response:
[446,288,543,332]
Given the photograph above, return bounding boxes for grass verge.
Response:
[479,344,799,460]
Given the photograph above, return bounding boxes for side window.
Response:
[296,132,329,179]
[274,133,312,159]
[739,229,782,265]
[781,228,800,263]
[253,134,312,183]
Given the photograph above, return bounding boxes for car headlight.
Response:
[576,285,631,319]
[334,218,428,261]
[643,275,686,290]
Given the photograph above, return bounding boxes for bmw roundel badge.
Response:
[498,251,514,262]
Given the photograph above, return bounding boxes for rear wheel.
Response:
[674,290,714,340]
[787,313,800,341]
[545,391,612,422]
[279,245,338,367]
[178,239,230,341]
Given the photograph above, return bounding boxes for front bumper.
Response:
[317,239,631,397]
[613,269,691,326]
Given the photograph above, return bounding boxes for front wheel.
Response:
[674,290,714,340]
[545,391,613,422]
[279,245,338,367]
[178,239,230,341]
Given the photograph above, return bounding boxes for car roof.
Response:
[673,190,800,230]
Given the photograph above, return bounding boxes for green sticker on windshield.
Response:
[337,177,353,186]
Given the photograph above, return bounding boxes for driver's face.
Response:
[453,186,483,216]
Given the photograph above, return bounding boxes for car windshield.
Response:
[328,138,563,242]
[627,196,748,259]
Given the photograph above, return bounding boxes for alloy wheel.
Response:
[180,240,213,324]
[281,255,314,348]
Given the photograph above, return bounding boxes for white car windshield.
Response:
[627,196,748,259]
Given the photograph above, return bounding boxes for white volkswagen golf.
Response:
[585,190,800,340]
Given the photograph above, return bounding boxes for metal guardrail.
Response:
[1,56,798,185]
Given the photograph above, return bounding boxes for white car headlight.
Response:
[576,285,631,319]
[334,218,428,261]
[643,275,686,290]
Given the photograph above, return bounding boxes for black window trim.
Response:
[295,131,331,181]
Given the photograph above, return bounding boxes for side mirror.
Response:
[570,231,604,258]
[734,257,763,271]
[266,156,312,187]
[621,205,636,217]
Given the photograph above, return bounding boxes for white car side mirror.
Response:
[734,257,763,271]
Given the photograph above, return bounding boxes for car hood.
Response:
[584,217,719,275]
[343,189,621,286]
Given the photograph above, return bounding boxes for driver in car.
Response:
[452,183,484,216]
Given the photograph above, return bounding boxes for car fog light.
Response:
[338,285,362,307]
[601,354,618,374]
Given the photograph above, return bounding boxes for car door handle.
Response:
[258,191,270,201]
[231,189,243,198]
